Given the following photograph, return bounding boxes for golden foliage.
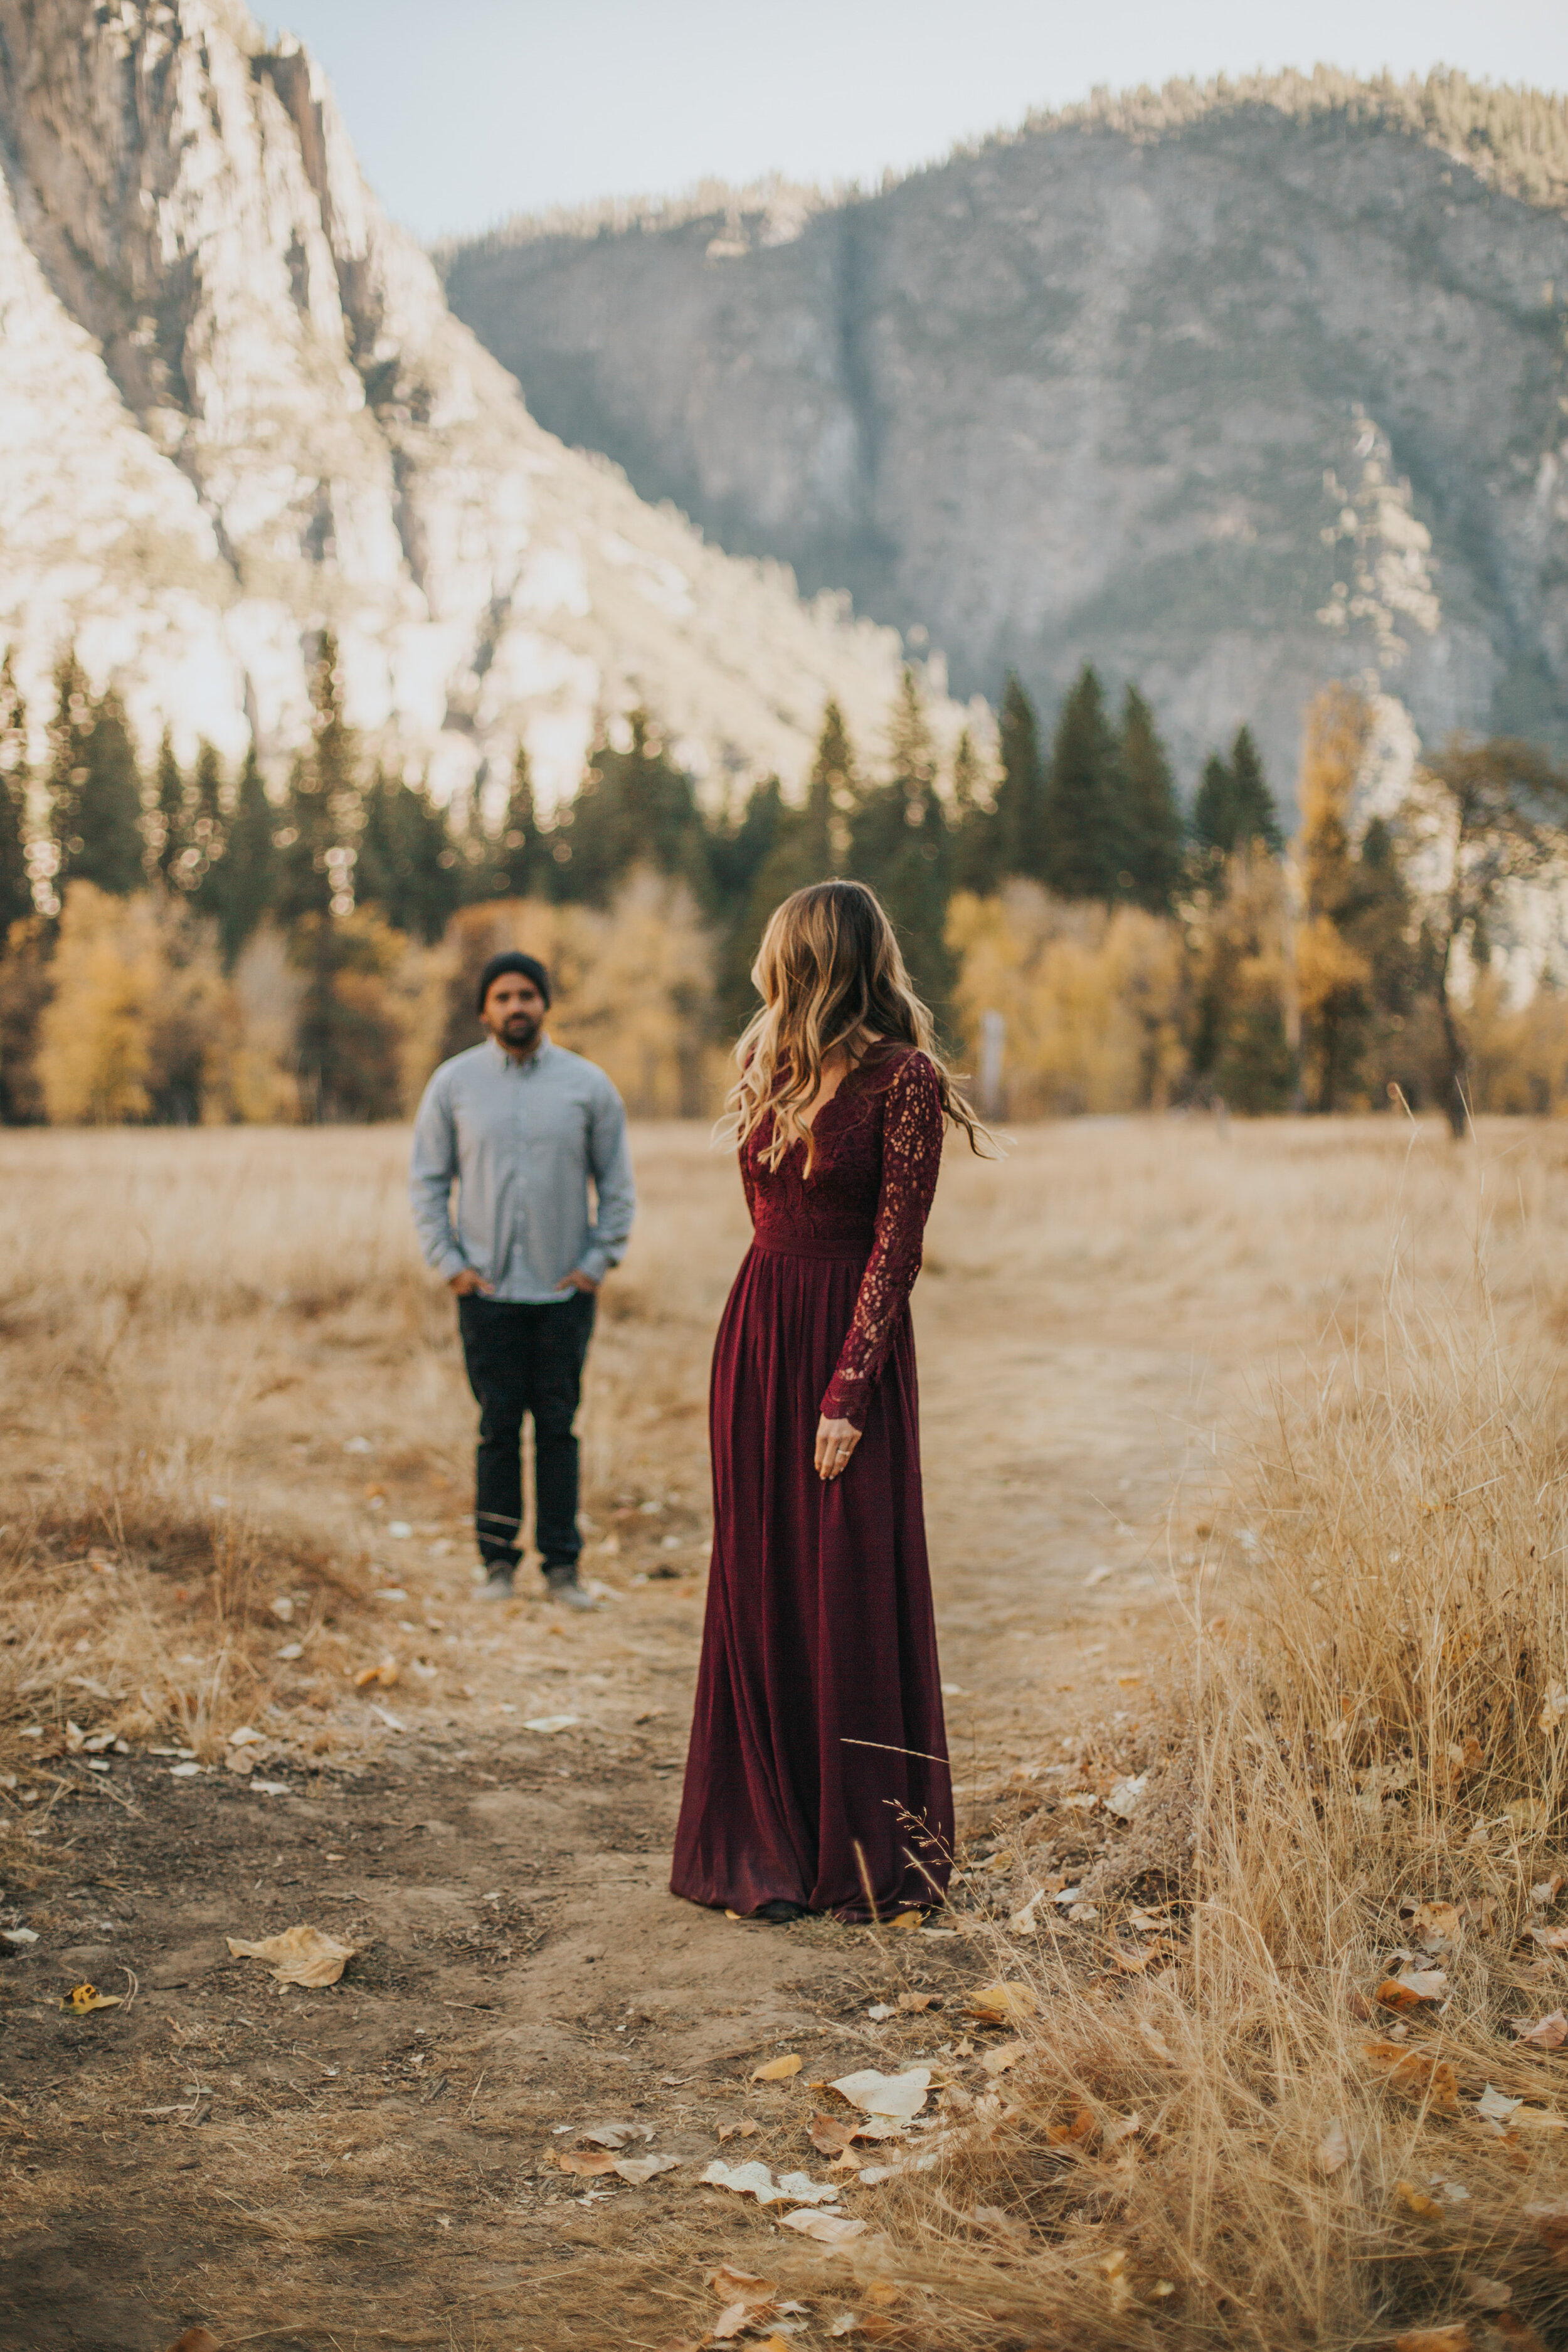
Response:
[948,882,1186,1117]
[416,869,721,1116]
[37,883,226,1125]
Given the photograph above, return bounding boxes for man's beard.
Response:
[502,1015,541,1046]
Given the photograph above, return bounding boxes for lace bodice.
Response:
[741,1047,945,1429]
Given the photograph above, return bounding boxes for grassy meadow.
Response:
[4,1112,1568,2347]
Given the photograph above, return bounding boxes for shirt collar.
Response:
[487,1034,553,1074]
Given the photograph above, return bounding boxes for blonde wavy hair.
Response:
[728,879,988,1170]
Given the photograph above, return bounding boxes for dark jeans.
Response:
[458,1290,596,1574]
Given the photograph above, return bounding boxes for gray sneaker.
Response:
[477,1567,517,1602]
[544,1565,595,1611]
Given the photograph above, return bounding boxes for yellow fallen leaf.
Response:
[1377,1969,1449,2010]
[1399,1899,1462,1942]
[1362,2041,1459,2110]
[1392,2330,1473,2352]
[225,1924,358,1988]
[888,1910,923,1932]
[1394,2178,1446,2220]
[750,2053,802,2083]
[967,1981,1039,2025]
[707,2266,777,2306]
[778,2210,866,2243]
[1046,2103,1096,2146]
[353,1658,399,1688]
[1515,2011,1568,2050]
[982,2039,1025,2077]
[62,1983,122,2013]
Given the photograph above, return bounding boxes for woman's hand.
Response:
[815,1415,861,1481]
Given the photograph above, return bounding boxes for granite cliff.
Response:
[0,0,946,807]
[444,73,1568,796]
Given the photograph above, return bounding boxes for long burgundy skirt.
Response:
[670,1238,953,1922]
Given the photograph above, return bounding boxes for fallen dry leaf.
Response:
[707,2266,777,2307]
[1046,2104,1096,2147]
[1399,1899,1463,1946]
[1478,2087,1523,2124]
[701,2159,839,2206]
[830,2067,930,2119]
[1394,2178,1446,2220]
[1507,2107,1568,2133]
[1104,1772,1147,1819]
[1378,1969,1449,2010]
[982,2039,1025,2078]
[897,1991,940,2012]
[808,2115,859,2158]
[557,2148,617,2176]
[61,1983,122,2013]
[163,2333,220,2352]
[717,2119,761,2143]
[967,1981,1039,2026]
[778,2210,866,2243]
[352,1657,399,1688]
[1392,2330,1473,2352]
[750,2053,803,2084]
[581,2121,654,2147]
[612,2153,680,2185]
[225,1924,357,1988]
[1515,2011,1568,2050]
[712,2304,768,2344]
[1532,1874,1567,1908]
[1362,2041,1459,2110]
[1316,2119,1350,2175]
[1528,1925,1568,1952]
[1138,2020,1175,2062]
[1459,2274,1512,2311]
[887,1910,923,1932]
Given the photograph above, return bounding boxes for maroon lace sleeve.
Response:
[820,1053,944,1429]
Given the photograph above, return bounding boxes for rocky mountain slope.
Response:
[444,72,1568,795]
[0,0,946,809]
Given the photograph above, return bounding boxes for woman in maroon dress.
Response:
[671,881,986,1924]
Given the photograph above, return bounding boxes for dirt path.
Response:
[0,1121,1370,2351]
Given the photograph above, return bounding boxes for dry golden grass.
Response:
[856,1139,1568,2351]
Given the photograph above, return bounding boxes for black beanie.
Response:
[476,950,551,1015]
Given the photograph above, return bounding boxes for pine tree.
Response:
[277,635,366,1119]
[1296,687,1375,1113]
[556,709,706,907]
[847,667,951,1014]
[357,766,462,942]
[493,745,548,902]
[950,728,1004,896]
[1042,664,1126,901]
[151,729,188,890]
[1229,726,1283,855]
[49,665,146,900]
[993,674,1046,881]
[215,745,276,968]
[1192,728,1283,861]
[0,654,33,939]
[1119,686,1184,913]
[277,635,355,926]
[187,742,226,889]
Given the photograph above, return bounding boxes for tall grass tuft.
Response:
[876,1267,1568,2348]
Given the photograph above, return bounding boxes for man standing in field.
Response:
[410,951,635,1608]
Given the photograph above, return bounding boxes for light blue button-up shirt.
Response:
[409,1037,635,1300]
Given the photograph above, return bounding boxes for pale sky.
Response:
[269,0,1568,241]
